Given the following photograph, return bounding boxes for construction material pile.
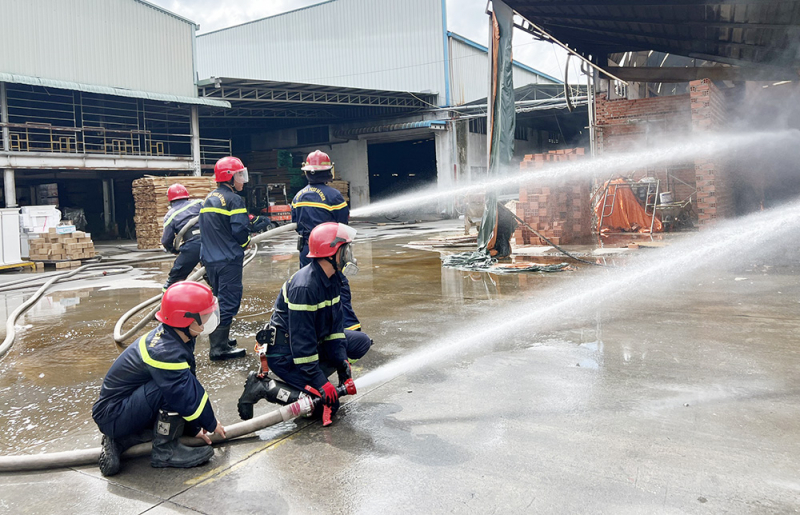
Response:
[133,176,216,249]
[329,179,350,204]
[516,148,591,246]
[243,150,304,191]
[28,228,96,268]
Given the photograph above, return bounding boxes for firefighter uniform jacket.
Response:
[199,184,250,264]
[291,183,349,244]
[269,260,348,389]
[161,198,203,253]
[92,325,216,433]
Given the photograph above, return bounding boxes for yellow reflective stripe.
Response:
[200,207,248,216]
[284,292,341,312]
[344,323,361,331]
[184,392,209,422]
[291,201,347,211]
[139,335,190,371]
[294,354,319,364]
[324,333,345,341]
[240,235,251,248]
[164,199,202,227]
[348,358,359,364]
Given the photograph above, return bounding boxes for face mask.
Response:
[339,244,359,277]
[197,308,220,336]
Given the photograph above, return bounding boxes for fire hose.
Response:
[112,222,297,345]
[0,381,356,473]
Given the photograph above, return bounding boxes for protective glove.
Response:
[337,360,352,386]
[248,214,270,233]
[319,381,339,406]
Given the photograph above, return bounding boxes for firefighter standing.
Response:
[237,222,370,426]
[292,150,365,335]
[91,282,226,476]
[161,183,203,291]
[199,156,268,361]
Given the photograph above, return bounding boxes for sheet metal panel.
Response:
[198,0,447,102]
[449,36,557,105]
[0,0,197,97]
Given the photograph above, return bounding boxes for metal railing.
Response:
[199,137,232,166]
[1,122,192,157]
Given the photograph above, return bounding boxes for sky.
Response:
[149,0,579,84]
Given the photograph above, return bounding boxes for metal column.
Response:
[1,82,17,208]
[102,179,112,233]
[191,105,201,176]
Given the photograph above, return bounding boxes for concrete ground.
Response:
[0,219,798,514]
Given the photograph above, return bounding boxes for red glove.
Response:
[319,381,338,406]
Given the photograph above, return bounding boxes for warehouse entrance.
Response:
[367,138,437,201]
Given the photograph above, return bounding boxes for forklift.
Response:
[261,183,292,228]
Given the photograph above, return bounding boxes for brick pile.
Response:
[28,229,96,267]
[133,176,217,249]
[515,149,592,246]
[690,78,733,227]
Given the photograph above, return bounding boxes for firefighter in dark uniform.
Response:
[92,282,226,476]
[292,150,371,354]
[237,222,370,426]
[199,156,268,361]
[161,183,203,291]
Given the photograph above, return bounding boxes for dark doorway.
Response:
[367,138,437,201]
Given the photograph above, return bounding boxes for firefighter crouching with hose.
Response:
[199,156,270,361]
[91,282,227,476]
[237,222,370,426]
[161,183,203,292]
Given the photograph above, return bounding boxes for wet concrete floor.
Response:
[0,219,799,514]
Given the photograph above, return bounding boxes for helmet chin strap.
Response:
[175,325,195,340]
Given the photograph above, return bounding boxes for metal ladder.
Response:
[643,180,660,237]
[598,181,618,231]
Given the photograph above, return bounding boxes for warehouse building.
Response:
[0,0,230,237]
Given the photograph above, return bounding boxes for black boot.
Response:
[99,430,153,477]
[209,324,245,361]
[151,410,214,469]
[237,371,270,420]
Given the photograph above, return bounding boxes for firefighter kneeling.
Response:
[237,222,371,426]
[91,282,226,476]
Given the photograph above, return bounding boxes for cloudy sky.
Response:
[149,0,579,83]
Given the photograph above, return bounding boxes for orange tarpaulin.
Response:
[595,179,662,234]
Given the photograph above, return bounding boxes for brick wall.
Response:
[690,78,734,227]
[516,149,592,246]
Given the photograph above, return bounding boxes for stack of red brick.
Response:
[516,149,591,246]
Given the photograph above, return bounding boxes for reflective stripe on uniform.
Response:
[200,207,248,216]
[183,391,209,422]
[164,199,203,227]
[323,333,345,341]
[344,323,361,331]
[282,283,340,311]
[293,354,319,364]
[291,201,348,211]
[240,235,251,248]
[138,335,190,371]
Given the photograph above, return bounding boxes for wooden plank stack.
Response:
[28,228,97,267]
[329,180,350,204]
[133,175,217,249]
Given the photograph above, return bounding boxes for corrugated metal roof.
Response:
[505,0,800,69]
[0,73,230,108]
[134,0,198,27]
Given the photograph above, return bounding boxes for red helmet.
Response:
[307,222,357,258]
[167,183,190,202]
[156,282,218,328]
[214,156,247,182]
[301,150,333,172]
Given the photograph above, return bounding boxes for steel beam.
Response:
[199,85,434,109]
[601,66,799,82]
[0,152,195,171]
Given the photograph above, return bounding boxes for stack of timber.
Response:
[329,180,350,204]
[133,176,216,249]
[28,228,97,268]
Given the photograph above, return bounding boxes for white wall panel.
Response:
[449,36,558,105]
[0,0,196,97]
[198,0,447,100]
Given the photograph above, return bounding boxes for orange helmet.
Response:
[167,183,190,202]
